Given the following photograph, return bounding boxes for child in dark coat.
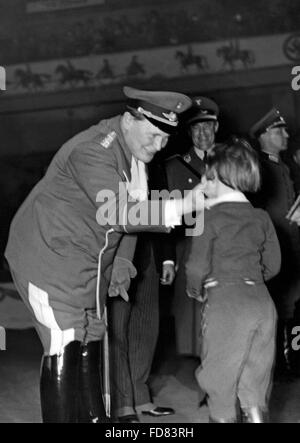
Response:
[186,141,281,423]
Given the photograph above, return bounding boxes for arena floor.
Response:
[0,327,300,423]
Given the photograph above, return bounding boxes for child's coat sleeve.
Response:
[185,212,215,299]
[261,213,282,281]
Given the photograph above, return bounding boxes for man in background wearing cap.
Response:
[165,96,219,357]
[250,108,300,379]
[5,86,204,423]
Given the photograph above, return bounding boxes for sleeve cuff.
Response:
[164,200,182,228]
[163,260,175,266]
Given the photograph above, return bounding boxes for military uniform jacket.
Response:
[165,147,205,240]
[5,116,170,316]
[252,151,300,254]
[165,147,205,194]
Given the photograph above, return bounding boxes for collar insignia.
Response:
[162,111,177,122]
[184,154,192,163]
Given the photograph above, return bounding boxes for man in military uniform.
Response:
[5,86,204,423]
[250,108,300,378]
[165,96,219,356]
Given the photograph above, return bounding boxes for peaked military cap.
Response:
[250,108,287,139]
[186,96,219,125]
[123,86,192,133]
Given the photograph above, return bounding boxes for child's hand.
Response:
[187,288,206,302]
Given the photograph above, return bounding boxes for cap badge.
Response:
[162,111,177,122]
[176,102,183,110]
[196,99,202,106]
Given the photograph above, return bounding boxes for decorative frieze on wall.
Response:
[2,32,299,97]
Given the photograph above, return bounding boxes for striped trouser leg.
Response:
[128,258,160,412]
[108,249,160,416]
[108,296,135,417]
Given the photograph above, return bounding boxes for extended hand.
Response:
[183,184,205,214]
[186,288,207,303]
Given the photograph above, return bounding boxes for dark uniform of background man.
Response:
[108,157,176,423]
[250,108,300,378]
[165,97,219,357]
[5,86,205,423]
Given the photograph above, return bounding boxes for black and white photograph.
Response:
[1,0,300,425]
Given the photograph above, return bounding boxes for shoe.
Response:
[118,414,140,423]
[142,407,175,417]
[209,416,237,423]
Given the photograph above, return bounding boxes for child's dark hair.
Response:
[206,138,261,193]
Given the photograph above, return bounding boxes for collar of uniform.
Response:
[194,147,206,161]
[111,116,150,188]
[193,146,212,161]
[184,146,205,164]
[207,191,249,208]
[261,150,279,163]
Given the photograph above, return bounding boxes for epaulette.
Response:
[165,154,181,163]
[100,131,117,149]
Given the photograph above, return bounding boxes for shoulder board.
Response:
[165,154,182,163]
[100,131,117,149]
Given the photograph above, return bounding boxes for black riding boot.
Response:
[78,341,111,423]
[40,341,81,423]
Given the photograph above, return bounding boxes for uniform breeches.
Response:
[10,268,106,355]
[196,283,277,421]
[108,258,160,417]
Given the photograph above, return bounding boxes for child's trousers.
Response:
[196,281,277,421]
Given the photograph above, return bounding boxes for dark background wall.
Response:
[1,0,300,64]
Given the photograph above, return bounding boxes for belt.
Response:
[203,277,263,289]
